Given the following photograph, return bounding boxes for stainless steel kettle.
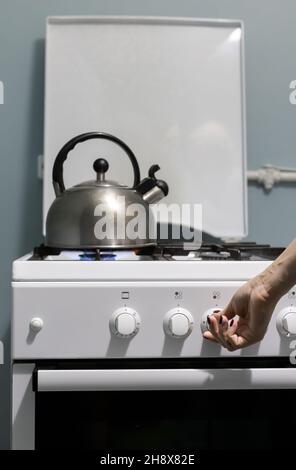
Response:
[45,132,169,249]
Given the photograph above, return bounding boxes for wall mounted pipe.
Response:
[247,165,296,191]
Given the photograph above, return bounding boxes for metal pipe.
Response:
[247,166,296,191]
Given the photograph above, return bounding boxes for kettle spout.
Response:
[142,180,169,204]
[136,165,169,204]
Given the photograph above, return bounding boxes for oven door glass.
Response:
[34,367,296,451]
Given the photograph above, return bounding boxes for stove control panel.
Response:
[163,308,194,339]
[110,307,141,338]
[13,282,296,359]
[277,307,296,337]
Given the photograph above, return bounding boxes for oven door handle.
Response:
[35,368,296,391]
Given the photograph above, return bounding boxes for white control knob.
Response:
[30,317,43,333]
[116,314,136,336]
[163,308,194,338]
[277,307,296,337]
[110,308,140,338]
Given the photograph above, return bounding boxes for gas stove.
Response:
[12,242,296,450]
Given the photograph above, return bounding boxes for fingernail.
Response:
[219,315,223,324]
[230,319,234,327]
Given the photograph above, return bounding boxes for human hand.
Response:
[203,275,280,350]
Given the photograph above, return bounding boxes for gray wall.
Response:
[1,0,296,448]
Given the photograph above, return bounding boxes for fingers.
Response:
[225,333,248,350]
[219,302,236,321]
[205,314,230,349]
[203,313,248,351]
[202,330,218,343]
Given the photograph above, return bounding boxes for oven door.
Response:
[12,361,296,450]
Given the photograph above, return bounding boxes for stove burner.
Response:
[79,252,117,261]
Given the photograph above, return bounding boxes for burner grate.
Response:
[30,242,285,261]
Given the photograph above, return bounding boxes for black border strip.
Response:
[16,356,295,370]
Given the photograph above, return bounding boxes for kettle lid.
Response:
[74,158,127,189]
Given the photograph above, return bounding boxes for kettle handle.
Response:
[52,132,141,195]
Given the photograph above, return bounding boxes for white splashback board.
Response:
[44,16,247,239]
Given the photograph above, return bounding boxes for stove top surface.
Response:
[30,242,284,262]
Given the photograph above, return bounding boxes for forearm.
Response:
[258,239,296,300]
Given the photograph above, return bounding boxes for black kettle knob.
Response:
[93,158,109,174]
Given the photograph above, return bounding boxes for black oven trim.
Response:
[15,356,294,370]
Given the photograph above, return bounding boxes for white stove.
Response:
[11,242,296,450]
[12,242,296,361]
